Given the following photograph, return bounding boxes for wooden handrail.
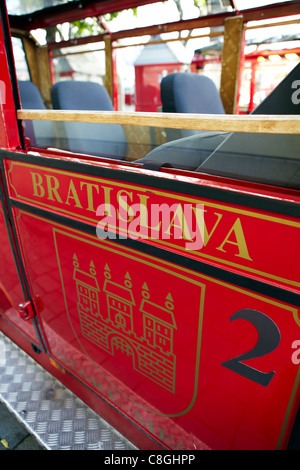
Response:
[17,109,300,135]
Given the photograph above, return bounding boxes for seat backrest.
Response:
[18,80,46,110]
[51,81,127,159]
[51,80,114,112]
[160,72,225,140]
[18,80,56,148]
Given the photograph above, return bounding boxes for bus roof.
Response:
[7,0,166,30]
[7,0,300,32]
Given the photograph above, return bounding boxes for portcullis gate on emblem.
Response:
[74,256,177,393]
[54,227,205,416]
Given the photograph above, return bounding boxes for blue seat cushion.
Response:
[51,81,127,159]
[160,72,225,141]
[161,73,225,115]
[18,80,57,149]
[51,81,114,112]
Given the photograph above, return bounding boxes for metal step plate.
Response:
[0,331,137,450]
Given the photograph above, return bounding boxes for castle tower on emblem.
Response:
[140,283,176,355]
[103,264,135,333]
[73,258,177,393]
[73,254,100,317]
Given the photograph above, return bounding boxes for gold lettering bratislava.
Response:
[30,171,252,260]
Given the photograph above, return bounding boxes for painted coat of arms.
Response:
[54,228,205,416]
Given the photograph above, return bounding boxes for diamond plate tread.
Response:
[0,331,137,450]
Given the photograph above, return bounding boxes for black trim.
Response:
[10,197,300,308]
[142,160,173,170]
[0,159,48,353]
[0,3,25,150]
[0,159,31,300]
[1,149,300,219]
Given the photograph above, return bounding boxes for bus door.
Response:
[0,3,46,352]
[3,115,300,450]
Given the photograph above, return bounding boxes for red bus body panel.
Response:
[0,150,299,450]
[1,0,300,452]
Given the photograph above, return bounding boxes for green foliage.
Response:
[69,19,101,38]
[66,7,139,38]
[103,7,138,22]
[44,1,209,42]
[194,0,207,7]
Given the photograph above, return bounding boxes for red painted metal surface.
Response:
[5,161,300,292]
[0,156,298,450]
[0,13,21,150]
[135,63,182,112]
[0,202,39,344]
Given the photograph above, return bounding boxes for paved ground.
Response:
[0,401,45,450]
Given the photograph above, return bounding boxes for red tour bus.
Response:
[0,0,300,451]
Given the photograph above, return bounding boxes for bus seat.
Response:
[51,81,127,160]
[138,64,300,185]
[135,73,227,169]
[160,72,225,141]
[18,80,57,149]
[196,62,300,189]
